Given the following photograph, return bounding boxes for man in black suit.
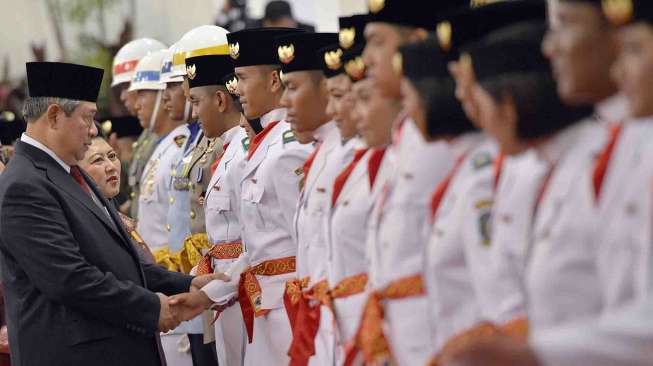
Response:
[0,62,222,366]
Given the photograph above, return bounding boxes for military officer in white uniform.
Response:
[131,49,192,366]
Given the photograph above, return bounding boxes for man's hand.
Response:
[169,291,214,322]
[157,293,180,332]
[190,272,230,292]
[441,337,541,366]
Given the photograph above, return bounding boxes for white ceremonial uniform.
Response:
[328,141,377,365]
[424,135,498,352]
[368,119,454,365]
[137,124,189,250]
[594,118,653,313]
[293,121,354,366]
[486,150,547,325]
[238,108,313,366]
[135,124,192,366]
[202,125,248,366]
[526,120,607,331]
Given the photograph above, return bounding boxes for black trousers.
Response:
[188,334,219,366]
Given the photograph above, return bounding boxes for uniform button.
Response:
[130,192,136,199]
[188,182,193,189]
[170,169,176,177]
[190,211,196,219]
[169,196,175,204]
[166,224,171,232]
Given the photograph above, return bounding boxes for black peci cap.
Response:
[318,44,344,78]
[437,0,545,56]
[339,14,370,50]
[398,38,450,82]
[185,55,234,89]
[227,28,306,67]
[467,21,549,83]
[26,62,104,102]
[342,43,367,82]
[603,0,653,27]
[99,116,143,138]
[275,32,338,73]
[366,0,460,29]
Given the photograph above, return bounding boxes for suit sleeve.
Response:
[141,263,193,295]
[271,145,312,241]
[0,181,161,332]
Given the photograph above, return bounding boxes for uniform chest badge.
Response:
[174,135,187,148]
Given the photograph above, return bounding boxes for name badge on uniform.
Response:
[173,177,191,191]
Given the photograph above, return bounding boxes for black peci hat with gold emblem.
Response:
[366,0,460,29]
[602,0,652,27]
[185,55,234,89]
[338,14,370,50]
[318,44,344,79]
[226,27,305,67]
[274,32,338,74]
[342,43,367,82]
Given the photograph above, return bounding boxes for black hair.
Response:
[479,71,593,140]
[411,77,475,138]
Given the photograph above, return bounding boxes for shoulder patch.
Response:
[241,137,251,151]
[174,135,188,148]
[471,152,493,171]
[282,130,296,145]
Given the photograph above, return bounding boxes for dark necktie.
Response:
[70,166,92,196]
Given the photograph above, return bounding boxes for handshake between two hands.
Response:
[156,272,230,332]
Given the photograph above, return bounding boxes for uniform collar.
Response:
[535,121,588,166]
[449,132,484,159]
[313,120,337,143]
[595,93,628,123]
[260,108,287,128]
[20,132,71,173]
[220,125,242,145]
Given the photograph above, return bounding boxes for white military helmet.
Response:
[171,25,230,79]
[129,50,168,92]
[160,43,183,84]
[111,38,167,87]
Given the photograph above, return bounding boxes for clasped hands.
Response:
[157,272,230,332]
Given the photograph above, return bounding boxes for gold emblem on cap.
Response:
[324,49,343,70]
[339,27,356,49]
[437,21,453,52]
[101,120,112,135]
[392,52,402,75]
[226,76,239,95]
[470,0,502,8]
[369,0,385,13]
[278,44,295,64]
[602,0,634,26]
[345,56,366,81]
[229,42,240,60]
[186,64,197,80]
